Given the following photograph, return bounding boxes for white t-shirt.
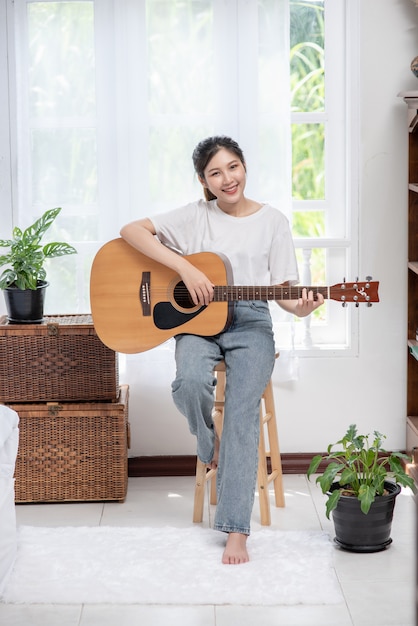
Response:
[151,199,299,286]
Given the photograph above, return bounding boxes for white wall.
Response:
[121,0,418,458]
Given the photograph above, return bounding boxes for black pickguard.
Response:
[153,301,206,330]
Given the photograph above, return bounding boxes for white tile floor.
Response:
[0,474,416,626]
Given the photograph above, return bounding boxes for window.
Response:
[3,0,357,353]
[288,0,355,353]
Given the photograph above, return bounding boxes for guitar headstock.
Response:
[329,278,379,306]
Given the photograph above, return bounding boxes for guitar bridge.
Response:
[140,271,151,316]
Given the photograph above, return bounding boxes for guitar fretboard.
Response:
[213,285,330,302]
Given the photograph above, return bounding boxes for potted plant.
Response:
[0,207,77,323]
[307,424,415,552]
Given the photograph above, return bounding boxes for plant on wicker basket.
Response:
[0,208,77,323]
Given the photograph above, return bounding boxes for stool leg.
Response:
[209,470,217,505]
[194,461,218,523]
[208,372,225,506]
[193,459,207,523]
[263,380,285,508]
[257,405,271,526]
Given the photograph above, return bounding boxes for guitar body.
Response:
[90,238,232,353]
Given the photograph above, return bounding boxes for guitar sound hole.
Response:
[173,281,195,309]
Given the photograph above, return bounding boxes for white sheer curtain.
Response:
[10,0,291,316]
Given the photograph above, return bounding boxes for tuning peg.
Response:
[355,302,359,308]
[366,275,372,281]
[367,302,373,308]
[342,302,347,308]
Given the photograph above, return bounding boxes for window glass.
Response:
[291,122,325,203]
[26,1,97,245]
[31,129,97,207]
[290,0,324,113]
[28,2,96,118]
[147,1,214,116]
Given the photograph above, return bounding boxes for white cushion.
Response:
[0,405,19,597]
[0,406,19,470]
[0,478,17,596]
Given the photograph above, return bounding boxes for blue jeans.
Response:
[171,301,275,535]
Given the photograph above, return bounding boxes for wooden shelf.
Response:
[404,94,418,463]
[398,91,418,99]
[410,116,418,134]
[399,93,418,131]
[410,343,418,362]
[407,416,418,461]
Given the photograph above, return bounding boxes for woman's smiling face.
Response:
[201,148,247,207]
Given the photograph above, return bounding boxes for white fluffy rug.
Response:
[1,526,342,606]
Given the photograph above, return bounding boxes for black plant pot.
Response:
[3,281,49,324]
[330,480,401,553]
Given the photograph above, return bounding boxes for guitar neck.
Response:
[213,285,328,302]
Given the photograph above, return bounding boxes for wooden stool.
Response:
[193,356,285,526]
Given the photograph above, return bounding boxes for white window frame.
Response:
[290,0,361,356]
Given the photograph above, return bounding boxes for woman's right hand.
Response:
[178,260,214,307]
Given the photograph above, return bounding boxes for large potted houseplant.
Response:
[307,424,415,552]
[0,207,77,323]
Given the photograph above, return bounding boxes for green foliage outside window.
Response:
[290,1,325,238]
[290,1,325,113]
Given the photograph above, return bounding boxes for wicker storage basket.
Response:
[10,385,129,503]
[0,314,118,402]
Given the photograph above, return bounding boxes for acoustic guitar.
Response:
[90,238,379,354]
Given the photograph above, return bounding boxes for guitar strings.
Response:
[138,284,376,303]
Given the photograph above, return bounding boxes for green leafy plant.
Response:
[307,424,415,518]
[0,207,77,290]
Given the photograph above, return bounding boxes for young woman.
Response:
[120,136,324,565]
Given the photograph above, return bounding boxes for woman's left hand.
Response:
[293,288,325,317]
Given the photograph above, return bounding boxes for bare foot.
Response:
[222,533,249,565]
[208,430,220,470]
